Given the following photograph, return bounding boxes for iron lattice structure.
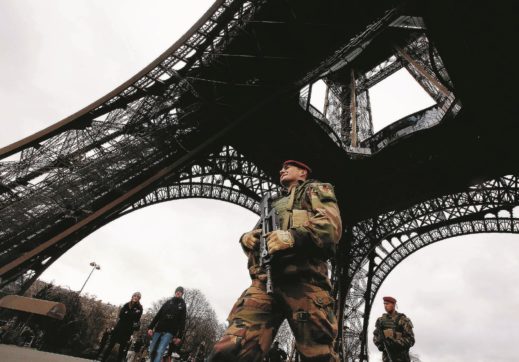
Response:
[119,145,278,218]
[342,175,519,360]
[0,1,515,361]
[0,0,271,286]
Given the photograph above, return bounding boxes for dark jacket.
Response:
[373,312,415,362]
[113,301,143,341]
[148,297,187,337]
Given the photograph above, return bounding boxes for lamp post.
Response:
[78,261,101,295]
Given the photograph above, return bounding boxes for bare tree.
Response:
[17,281,119,357]
[1,281,223,360]
[183,288,223,355]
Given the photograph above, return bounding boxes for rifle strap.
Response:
[282,187,297,230]
[393,313,404,338]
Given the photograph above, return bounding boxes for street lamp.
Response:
[78,261,101,295]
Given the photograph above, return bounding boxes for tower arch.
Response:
[342,175,519,361]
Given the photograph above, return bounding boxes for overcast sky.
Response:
[1,1,518,361]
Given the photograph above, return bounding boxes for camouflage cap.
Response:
[175,286,184,294]
[383,296,396,304]
[283,160,312,174]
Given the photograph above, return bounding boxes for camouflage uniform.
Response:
[209,179,342,362]
[373,312,415,362]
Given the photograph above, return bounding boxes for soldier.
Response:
[100,292,143,361]
[373,296,415,362]
[208,160,342,361]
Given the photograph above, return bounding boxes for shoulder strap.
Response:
[281,187,297,230]
[287,186,296,211]
[394,313,404,332]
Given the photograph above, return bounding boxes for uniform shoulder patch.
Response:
[309,182,337,202]
[397,313,413,326]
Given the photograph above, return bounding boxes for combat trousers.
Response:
[209,279,338,362]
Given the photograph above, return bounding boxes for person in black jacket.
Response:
[100,291,143,361]
[147,286,187,362]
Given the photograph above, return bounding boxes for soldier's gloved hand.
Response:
[241,229,261,249]
[267,230,294,254]
[377,345,384,352]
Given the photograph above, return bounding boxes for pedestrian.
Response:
[147,286,187,362]
[373,296,415,362]
[208,160,342,361]
[267,341,287,362]
[100,291,143,361]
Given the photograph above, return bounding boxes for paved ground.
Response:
[0,344,91,361]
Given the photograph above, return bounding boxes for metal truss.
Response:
[0,145,277,294]
[304,20,461,154]
[119,145,278,217]
[0,0,267,287]
[296,15,458,157]
[342,174,519,361]
[0,0,410,297]
[0,1,409,288]
[298,8,402,148]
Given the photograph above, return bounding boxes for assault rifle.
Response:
[256,194,280,295]
[382,339,395,362]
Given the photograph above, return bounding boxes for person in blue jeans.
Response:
[147,286,187,362]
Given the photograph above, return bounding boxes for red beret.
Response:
[283,160,312,174]
[383,296,396,304]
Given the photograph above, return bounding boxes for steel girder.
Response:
[3,145,278,295]
[321,29,460,153]
[0,0,267,287]
[0,1,409,287]
[0,0,404,287]
[119,145,279,217]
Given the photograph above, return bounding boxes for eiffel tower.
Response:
[0,1,515,360]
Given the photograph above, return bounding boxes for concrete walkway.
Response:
[0,344,91,361]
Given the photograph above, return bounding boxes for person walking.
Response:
[100,292,143,361]
[209,160,342,361]
[147,286,187,362]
